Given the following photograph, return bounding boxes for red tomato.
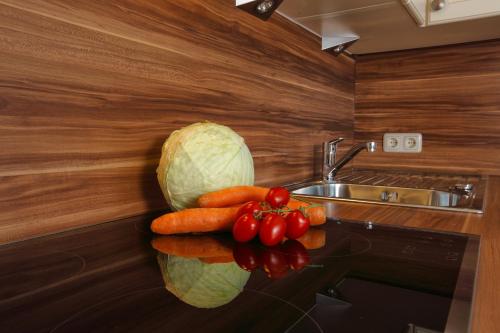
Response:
[232,213,260,243]
[261,247,288,279]
[236,201,263,219]
[285,210,310,239]
[259,213,287,246]
[282,240,310,271]
[265,187,290,208]
[233,243,261,271]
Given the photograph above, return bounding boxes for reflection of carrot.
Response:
[197,186,269,208]
[151,207,239,235]
[286,201,326,226]
[200,256,235,264]
[296,229,326,249]
[151,235,233,258]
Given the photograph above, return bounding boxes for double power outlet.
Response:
[383,133,422,153]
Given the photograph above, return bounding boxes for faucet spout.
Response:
[324,141,377,181]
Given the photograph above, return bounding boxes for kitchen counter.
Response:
[319,175,500,333]
[0,176,498,332]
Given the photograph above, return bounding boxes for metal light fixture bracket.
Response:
[322,36,360,56]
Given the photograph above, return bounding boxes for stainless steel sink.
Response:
[289,181,485,213]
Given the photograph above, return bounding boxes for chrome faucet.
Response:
[323,138,377,181]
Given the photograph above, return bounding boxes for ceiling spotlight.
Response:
[332,44,346,55]
[236,0,284,21]
[256,0,274,14]
[322,36,359,56]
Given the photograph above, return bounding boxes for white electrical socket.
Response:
[383,133,422,153]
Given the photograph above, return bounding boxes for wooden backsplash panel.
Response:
[0,0,354,243]
[354,40,500,175]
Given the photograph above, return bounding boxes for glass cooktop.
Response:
[0,214,479,333]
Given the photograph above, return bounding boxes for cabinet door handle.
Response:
[430,0,446,11]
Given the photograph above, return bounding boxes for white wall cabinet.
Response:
[429,0,500,25]
[403,0,500,26]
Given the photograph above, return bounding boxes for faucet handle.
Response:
[328,137,344,146]
[324,137,344,166]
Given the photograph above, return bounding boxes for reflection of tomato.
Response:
[237,201,263,219]
[233,213,260,243]
[285,210,310,239]
[282,240,310,271]
[261,247,288,279]
[265,187,290,208]
[266,268,289,280]
[233,243,261,271]
[259,213,286,246]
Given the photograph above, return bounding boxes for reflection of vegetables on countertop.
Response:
[153,228,326,287]
[294,229,326,250]
[151,235,234,263]
[157,253,250,309]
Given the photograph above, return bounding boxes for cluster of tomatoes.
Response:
[232,239,311,279]
[232,187,311,246]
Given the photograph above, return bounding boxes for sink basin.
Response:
[290,181,484,213]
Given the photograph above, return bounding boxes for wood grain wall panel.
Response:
[354,40,500,175]
[0,166,164,244]
[356,39,500,81]
[0,0,354,91]
[0,0,354,243]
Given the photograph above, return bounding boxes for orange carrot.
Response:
[199,256,235,264]
[151,207,239,235]
[196,185,326,225]
[296,229,326,249]
[198,186,323,212]
[151,235,233,258]
[197,186,269,208]
[286,200,326,226]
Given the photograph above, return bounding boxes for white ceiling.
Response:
[276,0,500,54]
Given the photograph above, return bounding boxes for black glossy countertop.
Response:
[0,213,479,333]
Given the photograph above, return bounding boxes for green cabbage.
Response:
[157,254,250,308]
[157,122,254,211]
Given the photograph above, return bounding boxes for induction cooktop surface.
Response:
[0,214,479,333]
